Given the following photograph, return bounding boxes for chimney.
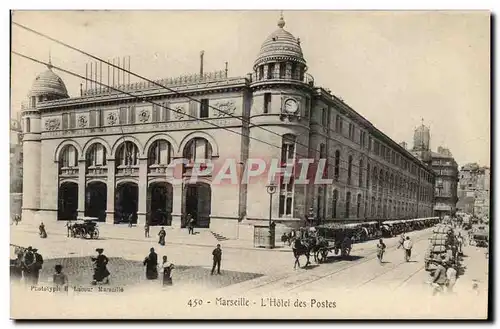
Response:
[200,50,205,76]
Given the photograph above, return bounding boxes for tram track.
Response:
[284,232,431,293]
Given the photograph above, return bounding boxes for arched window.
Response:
[332,189,338,218]
[116,141,139,166]
[345,191,351,218]
[334,150,340,181]
[86,143,107,167]
[184,138,213,162]
[59,145,78,169]
[347,155,353,185]
[148,140,172,166]
[373,167,378,188]
[366,163,371,189]
[319,143,326,159]
[358,159,364,187]
[356,193,362,218]
[25,117,31,133]
[379,169,384,191]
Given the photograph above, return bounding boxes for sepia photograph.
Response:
[9,10,490,319]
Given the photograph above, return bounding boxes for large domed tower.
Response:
[246,13,315,224]
[21,59,69,221]
[413,120,430,151]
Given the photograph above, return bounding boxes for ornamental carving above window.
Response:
[215,100,236,118]
[107,112,118,126]
[44,118,61,131]
[138,109,150,123]
[77,115,88,128]
[174,105,186,120]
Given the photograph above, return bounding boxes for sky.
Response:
[10,10,490,167]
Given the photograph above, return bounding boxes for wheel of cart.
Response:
[317,247,329,263]
[92,228,99,239]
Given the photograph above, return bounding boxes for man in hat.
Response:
[92,248,110,284]
[211,244,222,275]
[32,248,44,285]
[430,255,448,295]
[22,246,35,284]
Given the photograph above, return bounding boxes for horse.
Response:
[292,238,313,269]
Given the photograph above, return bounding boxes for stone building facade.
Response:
[410,123,458,217]
[457,163,490,218]
[20,16,435,237]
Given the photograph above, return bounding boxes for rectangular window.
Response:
[279,63,286,79]
[304,98,310,118]
[69,112,76,129]
[162,102,169,122]
[119,107,127,124]
[349,123,355,140]
[319,144,326,159]
[321,108,327,126]
[268,64,275,79]
[264,93,271,113]
[98,110,104,127]
[374,141,380,155]
[189,101,197,118]
[200,99,209,118]
[368,136,372,151]
[335,114,342,133]
[279,195,285,216]
[89,110,97,127]
[128,106,136,124]
[62,113,69,130]
[152,105,160,122]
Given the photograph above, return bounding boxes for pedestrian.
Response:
[22,246,35,284]
[161,255,174,286]
[187,214,195,235]
[397,233,405,249]
[143,247,158,280]
[92,248,110,285]
[144,222,150,238]
[128,213,133,227]
[53,264,68,291]
[430,255,448,295]
[65,220,72,237]
[376,239,386,264]
[39,222,47,239]
[445,262,457,294]
[32,248,44,285]
[158,227,166,246]
[211,244,222,275]
[403,236,413,262]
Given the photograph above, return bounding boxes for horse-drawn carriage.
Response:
[469,224,489,248]
[71,217,100,239]
[313,224,357,262]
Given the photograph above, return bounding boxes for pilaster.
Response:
[137,157,148,225]
[106,159,116,224]
[171,183,183,228]
[77,160,86,217]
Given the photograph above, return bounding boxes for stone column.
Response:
[106,159,116,224]
[77,160,86,218]
[171,183,183,228]
[137,157,148,225]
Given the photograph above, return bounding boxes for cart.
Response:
[312,224,357,263]
[72,217,100,239]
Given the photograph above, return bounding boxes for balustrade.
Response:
[60,167,79,177]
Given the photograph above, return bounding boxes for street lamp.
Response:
[266,182,277,228]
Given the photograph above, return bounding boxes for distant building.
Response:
[457,163,490,218]
[410,121,458,217]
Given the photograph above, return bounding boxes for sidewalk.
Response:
[10,221,292,252]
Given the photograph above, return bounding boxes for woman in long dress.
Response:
[92,248,110,284]
[39,222,47,239]
[158,227,166,246]
[161,256,174,286]
[143,248,158,280]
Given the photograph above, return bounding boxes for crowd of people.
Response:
[10,246,44,285]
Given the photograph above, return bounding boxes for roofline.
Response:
[313,86,434,173]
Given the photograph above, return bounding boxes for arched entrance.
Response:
[184,182,211,228]
[58,182,78,221]
[147,182,173,226]
[85,181,107,222]
[115,182,138,224]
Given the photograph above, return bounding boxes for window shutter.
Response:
[68,147,76,167]
[129,106,136,124]
[160,142,169,164]
[162,102,169,122]
[69,112,76,129]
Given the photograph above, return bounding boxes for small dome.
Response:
[253,15,306,70]
[29,66,68,98]
[415,124,430,133]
